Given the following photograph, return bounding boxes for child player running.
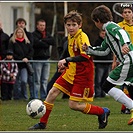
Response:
[29,10,110,130]
[82,5,133,125]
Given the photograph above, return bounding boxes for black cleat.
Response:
[98,107,110,129]
[28,122,46,130]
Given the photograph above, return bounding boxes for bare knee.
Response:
[45,87,61,103]
[68,100,78,111]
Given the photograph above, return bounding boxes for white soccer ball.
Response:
[26,99,46,119]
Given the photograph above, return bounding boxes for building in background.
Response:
[0,2,36,35]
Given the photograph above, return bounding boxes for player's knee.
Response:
[102,80,115,93]
[48,87,60,97]
[68,100,78,110]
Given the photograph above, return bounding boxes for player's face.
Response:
[122,8,133,22]
[65,20,82,36]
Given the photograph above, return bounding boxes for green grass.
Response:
[1,96,133,131]
[0,63,133,131]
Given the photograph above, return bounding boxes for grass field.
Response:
[0,63,133,131]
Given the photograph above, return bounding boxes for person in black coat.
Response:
[10,18,35,100]
[0,21,10,99]
[47,36,69,99]
[32,19,55,100]
[0,21,9,59]
[8,27,34,100]
[93,30,112,98]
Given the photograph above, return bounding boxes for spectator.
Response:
[32,19,55,100]
[0,21,10,99]
[8,27,34,100]
[93,30,112,98]
[14,18,35,100]
[0,21,10,59]
[47,36,69,99]
[0,49,18,100]
[112,3,133,114]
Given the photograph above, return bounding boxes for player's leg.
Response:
[29,86,61,130]
[68,100,110,129]
[102,80,133,125]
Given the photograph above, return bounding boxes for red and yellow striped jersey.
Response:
[62,29,94,85]
[118,19,133,44]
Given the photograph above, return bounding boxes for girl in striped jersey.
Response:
[83,5,133,125]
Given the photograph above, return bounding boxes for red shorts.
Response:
[53,76,94,102]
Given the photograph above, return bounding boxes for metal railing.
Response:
[0,60,113,63]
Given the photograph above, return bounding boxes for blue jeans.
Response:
[33,60,50,99]
[94,63,111,98]
[13,68,28,100]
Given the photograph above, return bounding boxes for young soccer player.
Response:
[112,3,133,114]
[29,10,110,130]
[82,5,133,125]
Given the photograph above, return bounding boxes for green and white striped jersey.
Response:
[87,21,133,86]
[87,21,133,63]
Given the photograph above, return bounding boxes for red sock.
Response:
[83,103,104,115]
[40,101,54,124]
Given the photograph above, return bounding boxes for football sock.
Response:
[82,103,104,115]
[108,87,133,110]
[121,88,130,111]
[130,109,133,118]
[40,101,54,124]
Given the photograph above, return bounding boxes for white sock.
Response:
[108,87,133,109]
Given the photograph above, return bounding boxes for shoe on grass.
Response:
[98,107,110,129]
[28,122,46,130]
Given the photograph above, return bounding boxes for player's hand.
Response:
[112,61,119,70]
[58,59,67,73]
[122,44,129,55]
[22,58,29,63]
[82,43,88,51]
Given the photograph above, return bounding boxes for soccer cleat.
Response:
[121,108,130,114]
[128,118,133,125]
[98,107,110,129]
[28,122,46,130]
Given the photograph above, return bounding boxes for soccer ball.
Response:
[26,99,46,119]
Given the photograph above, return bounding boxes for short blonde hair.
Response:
[10,27,30,44]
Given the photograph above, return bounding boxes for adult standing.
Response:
[47,36,69,99]
[93,30,112,98]
[32,19,55,100]
[0,21,10,99]
[11,18,35,100]
[8,27,34,100]
[0,21,9,60]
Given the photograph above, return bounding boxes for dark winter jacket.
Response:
[0,29,10,59]
[32,29,55,60]
[10,28,34,46]
[8,39,34,69]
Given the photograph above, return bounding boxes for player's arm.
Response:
[82,40,110,56]
[112,54,118,70]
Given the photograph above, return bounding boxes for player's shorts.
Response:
[53,76,94,102]
[107,51,133,86]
